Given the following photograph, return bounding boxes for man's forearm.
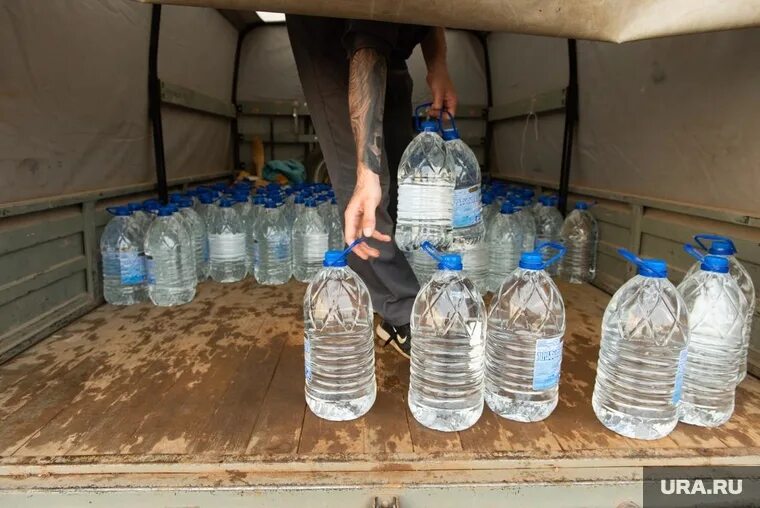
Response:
[421,27,447,72]
[348,48,387,175]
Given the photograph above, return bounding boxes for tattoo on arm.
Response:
[349,48,387,175]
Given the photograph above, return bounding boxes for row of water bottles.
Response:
[593,234,755,439]
[100,181,345,307]
[395,104,599,293]
[304,239,572,430]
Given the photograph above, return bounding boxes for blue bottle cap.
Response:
[127,202,143,212]
[218,198,234,208]
[176,198,193,208]
[264,199,278,209]
[500,202,515,214]
[701,255,730,273]
[197,192,215,204]
[482,193,494,205]
[143,198,160,207]
[575,201,589,210]
[107,206,131,216]
[519,251,544,270]
[211,182,227,191]
[438,253,463,271]
[323,250,347,267]
[441,129,459,141]
[157,205,174,217]
[618,248,668,278]
[420,119,439,132]
[232,192,248,203]
[708,239,737,256]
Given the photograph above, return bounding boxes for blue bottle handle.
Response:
[420,240,443,263]
[440,109,459,138]
[617,248,668,277]
[534,242,566,268]
[414,102,441,132]
[694,233,730,252]
[683,243,704,262]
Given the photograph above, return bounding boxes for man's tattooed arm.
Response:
[348,48,387,175]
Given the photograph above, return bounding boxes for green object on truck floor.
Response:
[263,159,307,184]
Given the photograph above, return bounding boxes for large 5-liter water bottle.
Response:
[207,198,247,283]
[486,203,523,293]
[292,198,329,282]
[101,206,147,305]
[408,242,487,431]
[535,196,564,276]
[395,105,453,251]
[442,113,485,250]
[144,206,196,306]
[255,199,292,285]
[304,241,376,420]
[486,243,566,421]
[512,198,537,253]
[685,234,755,384]
[592,250,689,440]
[176,198,209,280]
[677,246,745,427]
[559,201,599,283]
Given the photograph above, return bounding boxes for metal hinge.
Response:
[373,496,400,508]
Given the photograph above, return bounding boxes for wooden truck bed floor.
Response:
[1,280,758,492]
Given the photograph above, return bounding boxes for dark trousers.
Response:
[287,15,420,326]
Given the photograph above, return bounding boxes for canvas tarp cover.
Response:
[138,0,760,43]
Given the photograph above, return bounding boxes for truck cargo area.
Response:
[1,280,758,504]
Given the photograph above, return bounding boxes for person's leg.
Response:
[287,16,418,327]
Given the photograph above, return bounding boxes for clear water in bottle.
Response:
[292,198,329,282]
[246,195,265,274]
[395,116,453,251]
[592,250,689,440]
[486,203,523,293]
[207,198,247,283]
[443,120,485,250]
[684,235,755,384]
[176,198,209,280]
[559,201,598,283]
[677,250,745,427]
[304,247,376,420]
[512,198,536,253]
[254,200,292,285]
[461,240,489,296]
[144,206,196,306]
[326,197,344,251]
[535,196,564,276]
[486,244,566,421]
[408,244,486,431]
[101,206,147,305]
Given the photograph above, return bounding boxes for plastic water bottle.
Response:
[408,242,486,431]
[684,234,755,384]
[254,199,292,285]
[443,113,485,250]
[196,192,217,228]
[461,241,489,296]
[292,198,329,282]
[232,192,251,228]
[486,243,566,421]
[395,105,453,251]
[127,202,153,235]
[486,203,523,293]
[144,206,196,306]
[175,199,209,281]
[246,195,265,274]
[303,241,376,420]
[592,249,689,440]
[559,201,598,283]
[207,198,247,283]
[535,196,564,276]
[326,197,344,251]
[677,245,745,427]
[101,206,147,305]
[512,198,536,253]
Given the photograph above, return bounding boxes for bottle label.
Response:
[117,252,146,285]
[453,186,482,228]
[672,348,688,404]
[397,183,453,222]
[305,233,328,263]
[209,233,246,262]
[304,334,312,382]
[533,337,563,391]
[145,256,156,285]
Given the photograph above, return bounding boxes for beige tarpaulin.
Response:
[137,0,760,42]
